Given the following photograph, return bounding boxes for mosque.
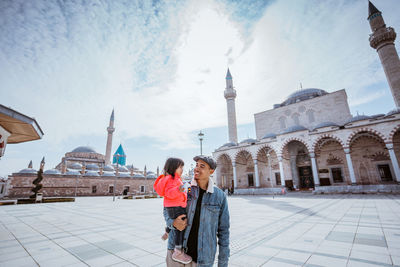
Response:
[213,2,400,194]
[5,110,157,198]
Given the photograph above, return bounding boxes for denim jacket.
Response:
[164,178,230,267]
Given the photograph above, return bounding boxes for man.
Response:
[164,155,230,267]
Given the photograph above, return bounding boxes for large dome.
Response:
[281,88,328,106]
[71,146,97,153]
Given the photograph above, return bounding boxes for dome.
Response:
[281,125,308,134]
[118,166,129,172]
[19,168,37,174]
[86,164,99,171]
[262,133,277,139]
[85,170,99,177]
[44,169,61,175]
[132,174,145,178]
[369,114,385,119]
[281,88,328,106]
[102,171,115,177]
[218,142,237,149]
[146,173,157,179]
[239,138,257,145]
[345,115,370,124]
[387,109,400,116]
[71,146,97,153]
[65,170,80,175]
[313,121,339,130]
[103,165,114,172]
[118,173,131,178]
[68,162,82,170]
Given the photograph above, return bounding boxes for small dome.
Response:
[103,165,114,171]
[102,171,115,177]
[262,133,277,139]
[387,109,400,116]
[71,146,97,153]
[282,88,328,106]
[86,164,99,171]
[313,121,339,130]
[65,170,80,175]
[85,170,99,177]
[218,142,237,149]
[281,125,308,134]
[68,162,82,170]
[118,166,129,172]
[19,168,37,174]
[44,169,61,175]
[118,173,131,178]
[345,115,370,124]
[132,174,145,178]
[369,114,385,119]
[239,138,257,144]
[146,173,157,179]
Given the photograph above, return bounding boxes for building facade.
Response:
[213,2,400,194]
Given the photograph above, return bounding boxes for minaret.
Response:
[224,68,238,143]
[105,109,115,165]
[368,1,400,108]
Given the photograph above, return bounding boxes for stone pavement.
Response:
[1,194,400,266]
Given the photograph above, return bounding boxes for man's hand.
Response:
[173,214,187,231]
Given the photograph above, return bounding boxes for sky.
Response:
[1,0,400,177]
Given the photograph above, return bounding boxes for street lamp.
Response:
[198,131,204,155]
[113,154,120,202]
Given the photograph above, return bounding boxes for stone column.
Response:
[278,155,285,187]
[232,162,237,189]
[344,148,357,185]
[309,152,320,186]
[267,153,273,188]
[289,155,298,189]
[386,143,400,183]
[253,159,260,187]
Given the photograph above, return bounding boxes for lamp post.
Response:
[113,154,120,202]
[198,131,204,155]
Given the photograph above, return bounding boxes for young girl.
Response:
[154,158,192,264]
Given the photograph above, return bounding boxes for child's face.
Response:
[176,165,183,177]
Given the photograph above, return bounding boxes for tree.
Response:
[30,157,45,199]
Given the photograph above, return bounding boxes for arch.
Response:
[255,145,277,160]
[279,116,287,130]
[233,148,253,163]
[291,113,300,125]
[345,128,386,148]
[306,109,315,123]
[216,153,233,165]
[388,124,400,143]
[312,134,345,152]
[279,137,312,155]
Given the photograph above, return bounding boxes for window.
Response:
[109,186,114,194]
[279,117,286,130]
[92,186,97,193]
[378,164,393,182]
[292,113,300,125]
[306,110,315,123]
[0,185,4,194]
[140,185,145,193]
[275,172,281,185]
[248,174,254,187]
[331,168,343,183]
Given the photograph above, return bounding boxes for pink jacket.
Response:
[153,174,187,208]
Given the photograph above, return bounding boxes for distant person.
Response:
[164,155,230,267]
[154,158,192,264]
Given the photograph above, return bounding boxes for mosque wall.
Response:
[6,173,156,198]
[254,90,352,139]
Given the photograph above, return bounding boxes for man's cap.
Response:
[193,155,217,170]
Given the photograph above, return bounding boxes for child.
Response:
[154,158,192,264]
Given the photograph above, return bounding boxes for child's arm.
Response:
[164,181,183,200]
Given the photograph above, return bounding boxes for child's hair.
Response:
[163,157,184,178]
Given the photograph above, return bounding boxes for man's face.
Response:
[194,159,214,181]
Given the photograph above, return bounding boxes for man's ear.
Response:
[210,169,215,175]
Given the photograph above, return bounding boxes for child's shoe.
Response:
[161,232,169,241]
[172,249,192,264]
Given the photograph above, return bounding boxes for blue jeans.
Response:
[165,206,186,248]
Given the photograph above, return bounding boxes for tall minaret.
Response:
[105,109,115,165]
[224,68,238,143]
[368,1,400,108]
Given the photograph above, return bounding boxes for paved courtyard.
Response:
[1,194,400,267]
